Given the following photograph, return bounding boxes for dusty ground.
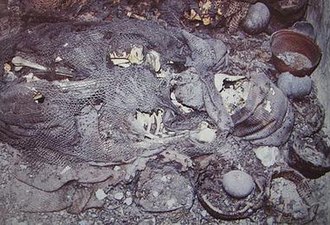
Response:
[0,141,329,225]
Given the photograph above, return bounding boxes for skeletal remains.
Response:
[0,19,328,222]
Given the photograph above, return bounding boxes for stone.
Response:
[277,72,312,99]
[190,122,217,143]
[242,2,270,34]
[124,197,133,206]
[95,189,107,200]
[78,220,92,225]
[138,217,156,225]
[113,192,124,200]
[222,170,255,198]
[253,146,280,167]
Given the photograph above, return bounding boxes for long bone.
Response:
[12,56,74,78]
[12,56,48,71]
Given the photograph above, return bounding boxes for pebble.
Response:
[242,2,270,34]
[113,165,121,171]
[166,198,177,208]
[266,217,275,225]
[253,146,280,167]
[113,192,124,200]
[124,197,133,206]
[95,189,107,200]
[18,222,28,225]
[190,122,217,143]
[152,190,159,197]
[277,72,312,99]
[138,217,156,225]
[201,210,208,217]
[78,220,91,225]
[222,170,255,198]
[19,164,28,170]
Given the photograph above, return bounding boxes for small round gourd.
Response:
[222,170,255,198]
[241,3,270,34]
[277,72,312,99]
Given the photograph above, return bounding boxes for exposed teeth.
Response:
[110,58,131,67]
[12,56,48,71]
[145,50,161,72]
[128,45,144,65]
[109,51,131,67]
[131,109,166,138]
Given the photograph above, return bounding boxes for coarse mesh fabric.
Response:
[0,18,230,165]
[0,18,292,166]
[0,20,159,161]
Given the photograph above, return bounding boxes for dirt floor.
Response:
[0,141,329,224]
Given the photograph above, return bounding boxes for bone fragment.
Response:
[12,56,48,71]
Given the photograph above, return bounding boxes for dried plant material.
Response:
[184,0,252,31]
[202,16,212,25]
[199,0,212,13]
[185,9,202,21]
